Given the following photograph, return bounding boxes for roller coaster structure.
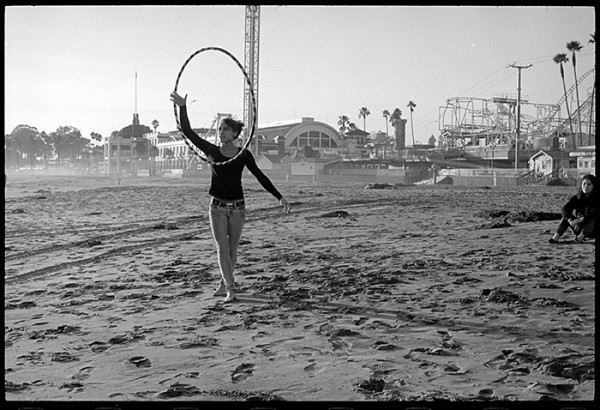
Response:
[438,68,595,149]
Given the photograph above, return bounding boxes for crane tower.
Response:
[243,6,260,155]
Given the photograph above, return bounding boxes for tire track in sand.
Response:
[5,198,397,284]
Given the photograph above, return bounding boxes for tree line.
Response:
[4,120,163,170]
[337,102,420,147]
[4,124,101,170]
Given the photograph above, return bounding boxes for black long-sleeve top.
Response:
[177,105,282,201]
[561,191,597,226]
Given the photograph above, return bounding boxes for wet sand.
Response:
[4,174,595,409]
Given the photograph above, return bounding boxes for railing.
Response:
[516,170,536,186]
[545,168,560,183]
[517,168,565,186]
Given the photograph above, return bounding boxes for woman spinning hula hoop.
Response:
[171,91,290,303]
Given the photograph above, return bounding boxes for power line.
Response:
[515,49,595,66]
[411,66,517,137]
[472,70,517,98]
[456,64,507,96]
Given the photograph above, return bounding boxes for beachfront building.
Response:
[146,130,178,148]
[136,116,344,175]
[569,145,596,177]
[154,135,191,159]
[283,145,338,179]
[104,113,152,175]
[344,129,370,159]
[366,131,395,159]
[528,150,571,176]
[143,126,219,173]
[256,153,287,172]
[253,117,343,158]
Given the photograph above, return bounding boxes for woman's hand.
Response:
[280,197,290,214]
[170,91,187,107]
[569,217,584,227]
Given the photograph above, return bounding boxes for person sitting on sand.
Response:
[548,174,596,244]
[170,91,290,303]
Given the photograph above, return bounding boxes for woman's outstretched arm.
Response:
[244,150,290,213]
[170,91,214,153]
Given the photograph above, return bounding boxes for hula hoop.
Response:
[173,47,257,166]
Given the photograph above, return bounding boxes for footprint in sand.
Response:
[478,388,495,398]
[251,332,268,341]
[370,341,400,351]
[129,356,152,368]
[303,359,326,376]
[303,362,317,372]
[328,337,351,353]
[254,335,305,348]
[60,381,84,393]
[354,316,369,326]
[71,366,94,381]
[231,363,255,383]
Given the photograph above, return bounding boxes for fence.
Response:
[439,168,530,187]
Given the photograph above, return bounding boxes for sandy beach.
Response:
[4,174,595,409]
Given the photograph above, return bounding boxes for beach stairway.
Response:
[517,169,573,186]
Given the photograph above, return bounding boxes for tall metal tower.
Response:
[243,5,260,155]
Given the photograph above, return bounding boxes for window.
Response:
[308,131,319,148]
[289,130,339,149]
[298,132,308,147]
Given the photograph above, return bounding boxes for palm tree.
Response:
[358,107,370,131]
[566,40,584,145]
[337,115,350,163]
[588,33,595,145]
[382,110,390,138]
[152,119,159,133]
[553,53,576,148]
[90,132,103,145]
[337,115,350,137]
[390,108,402,123]
[407,101,417,147]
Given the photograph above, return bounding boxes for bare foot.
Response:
[224,291,236,303]
[213,283,227,297]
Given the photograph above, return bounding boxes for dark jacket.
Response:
[562,191,597,226]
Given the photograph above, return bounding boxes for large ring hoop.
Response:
[173,47,257,166]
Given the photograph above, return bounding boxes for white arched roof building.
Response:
[256,117,343,155]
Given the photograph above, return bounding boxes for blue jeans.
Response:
[555,216,596,238]
[209,199,246,291]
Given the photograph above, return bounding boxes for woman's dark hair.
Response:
[578,174,596,194]
[221,118,245,139]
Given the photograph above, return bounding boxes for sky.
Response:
[4,5,596,145]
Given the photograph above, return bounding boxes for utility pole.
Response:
[244,6,260,156]
[508,63,532,171]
